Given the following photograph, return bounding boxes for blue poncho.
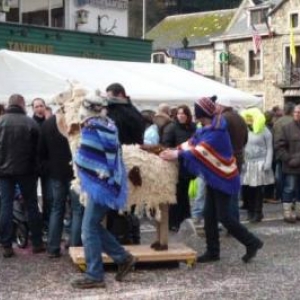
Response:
[179,116,240,195]
[75,117,127,210]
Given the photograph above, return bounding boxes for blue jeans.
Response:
[82,199,129,281]
[282,174,300,203]
[40,176,53,230]
[70,189,84,246]
[275,161,283,201]
[0,175,43,248]
[191,177,205,220]
[47,179,83,254]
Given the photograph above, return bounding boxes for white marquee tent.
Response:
[0,50,262,109]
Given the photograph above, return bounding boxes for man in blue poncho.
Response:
[160,97,263,263]
[71,94,136,289]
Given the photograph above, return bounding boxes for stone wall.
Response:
[227,0,300,110]
[194,46,214,76]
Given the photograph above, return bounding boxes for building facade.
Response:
[148,0,300,109]
[0,0,151,62]
[146,9,235,76]
[214,0,300,109]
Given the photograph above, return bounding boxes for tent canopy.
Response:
[0,50,262,109]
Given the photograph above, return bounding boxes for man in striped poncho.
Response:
[160,97,263,264]
[71,95,137,289]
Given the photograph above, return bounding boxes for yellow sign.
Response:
[7,41,54,54]
[81,51,101,59]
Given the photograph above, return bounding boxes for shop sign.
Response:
[167,48,195,60]
[76,0,128,10]
[219,51,229,63]
[81,51,101,59]
[7,41,54,54]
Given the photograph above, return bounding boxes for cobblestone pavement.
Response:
[1,203,300,300]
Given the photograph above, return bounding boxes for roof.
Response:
[146,9,236,51]
[215,0,285,41]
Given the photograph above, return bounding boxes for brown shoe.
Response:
[71,276,106,289]
[32,244,46,254]
[264,198,280,204]
[115,254,137,282]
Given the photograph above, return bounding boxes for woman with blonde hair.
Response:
[241,107,274,223]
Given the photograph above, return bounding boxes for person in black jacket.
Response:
[105,83,145,244]
[39,112,83,258]
[106,83,145,144]
[0,94,44,258]
[32,97,51,232]
[161,104,196,231]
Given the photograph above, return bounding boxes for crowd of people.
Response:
[0,82,298,289]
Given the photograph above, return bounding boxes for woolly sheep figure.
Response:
[54,83,178,250]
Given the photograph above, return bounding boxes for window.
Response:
[5,0,20,23]
[251,8,268,26]
[151,53,166,64]
[290,13,299,28]
[22,0,49,26]
[16,0,64,28]
[248,50,262,78]
[51,0,64,28]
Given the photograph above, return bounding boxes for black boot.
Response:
[250,212,264,223]
[129,214,141,245]
[242,239,263,263]
[247,211,254,221]
[197,251,220,263]
[250,188,264,223]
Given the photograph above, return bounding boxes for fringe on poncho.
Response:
[75,117,127,210]
[178,116,240,195]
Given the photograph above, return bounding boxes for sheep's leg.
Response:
[151,204,169,251]
[158,203,168,250]
[150,221,161,250]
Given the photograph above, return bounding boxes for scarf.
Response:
[75,117,127,210]
[178,116,240,195]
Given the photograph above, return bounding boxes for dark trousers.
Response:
[169,177,191,230]
[204,186,259,256]
[0,175,43,248]
[242,185,263,219]
[40,175,52,230]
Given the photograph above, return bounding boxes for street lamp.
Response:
[142,0,146,39]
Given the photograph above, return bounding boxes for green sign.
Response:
[0,22,152,62]
[219,51,229,63]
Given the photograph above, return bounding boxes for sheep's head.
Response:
[54,85,108,138]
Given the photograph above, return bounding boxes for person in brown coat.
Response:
[275,104,300,222]
[216,98,248,220]
[272,102,294,203]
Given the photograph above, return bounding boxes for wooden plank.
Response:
[69,244,197,265]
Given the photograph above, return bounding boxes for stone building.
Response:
[147,0,300,109]
[146,9,235,77]
[214,0,300,109]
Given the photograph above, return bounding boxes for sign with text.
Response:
[76,0,128,10]
[167,48,196,60]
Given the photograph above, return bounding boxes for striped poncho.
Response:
[178,116,240,195]
[75,117,127,210]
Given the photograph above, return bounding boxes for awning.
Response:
[283,89,300,97]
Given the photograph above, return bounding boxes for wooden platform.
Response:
[69,243,197,266]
